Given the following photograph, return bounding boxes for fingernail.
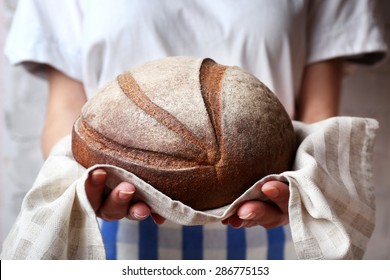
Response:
[118,190,135,200]
[93,169,106,174]
[262,185,280,198]
[239,212,255,220]
[132,212,149,220]
[91,169,106,185]
[231,221,244,229]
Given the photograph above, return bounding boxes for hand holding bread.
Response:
[85,167,289,228]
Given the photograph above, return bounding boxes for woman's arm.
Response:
[43,67,87,158]
[296,58,343,123]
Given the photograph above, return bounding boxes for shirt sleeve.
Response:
[4,0,83,81]
[307,0,388,65]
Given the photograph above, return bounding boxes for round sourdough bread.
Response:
[72,56,295,210]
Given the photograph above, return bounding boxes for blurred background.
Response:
[1,0,389,259]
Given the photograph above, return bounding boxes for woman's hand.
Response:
[84,168,166,224]
[222,181,289,228]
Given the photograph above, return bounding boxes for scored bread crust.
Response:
[72,57,295,210]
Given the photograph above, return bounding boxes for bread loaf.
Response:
[72,56,296,210]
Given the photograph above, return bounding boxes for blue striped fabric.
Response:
[101,220,119,260]
[182,225,203,259]
[227,226,246,259]
[138,217,158,259]
[102,219,286,260]
[266,227,285,260]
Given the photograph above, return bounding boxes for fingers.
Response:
[151,213,166,225]
[224,202,288,229]
[128,201,151,221]
[85,168,161,223]
[261,180,289,214]
[222,180,290,229]
[242,200,289,228]
[97,181,137,221]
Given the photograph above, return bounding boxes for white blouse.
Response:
[6,0,387,117]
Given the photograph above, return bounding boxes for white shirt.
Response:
[6,0,387,116]
[5,0,387,260]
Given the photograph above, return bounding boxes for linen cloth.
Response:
[0,117,378,259]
